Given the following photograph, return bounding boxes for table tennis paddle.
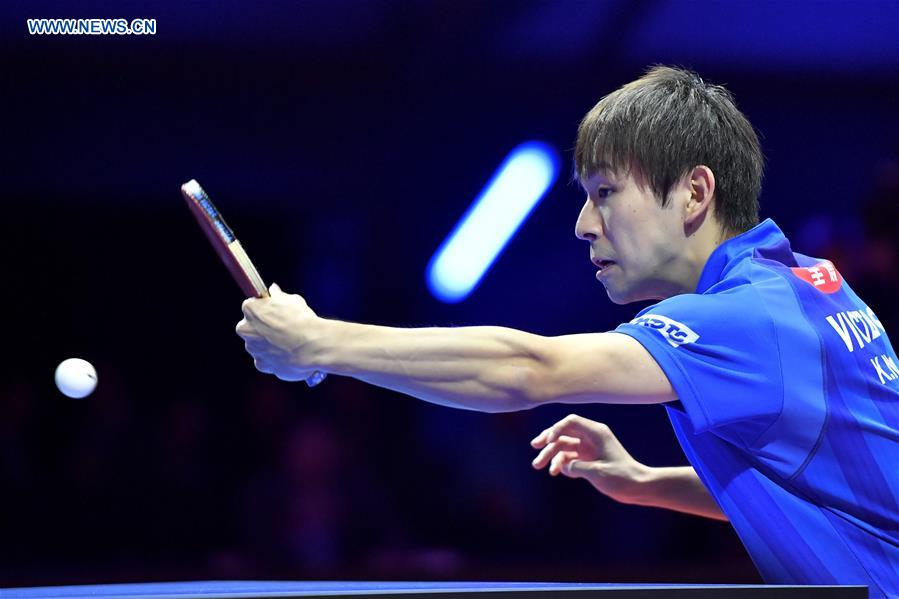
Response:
[181,179,326,388]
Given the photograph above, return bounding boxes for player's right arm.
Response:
[318,323,676,412]
[531,414,727,521]
[237,286,675,413]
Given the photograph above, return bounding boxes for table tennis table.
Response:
[0,580,867,598]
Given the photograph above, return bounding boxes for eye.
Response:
[596,186,614,200]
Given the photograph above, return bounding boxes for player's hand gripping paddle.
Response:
[181,179,326,388]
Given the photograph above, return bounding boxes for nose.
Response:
[575,198,601,241]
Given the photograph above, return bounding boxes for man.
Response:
[237,67,899,595]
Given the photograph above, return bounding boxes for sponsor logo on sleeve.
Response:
[790,260,843,294]
[629,314,699,348]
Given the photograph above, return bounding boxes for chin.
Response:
[602,285,638,305]
[602,280,656,305]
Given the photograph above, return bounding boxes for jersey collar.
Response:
[695,218,790,294]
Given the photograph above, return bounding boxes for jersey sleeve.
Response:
[615,288,784,442]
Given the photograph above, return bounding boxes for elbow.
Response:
[480,333,560,412]
[475,364,548,413]
[518,335,576,407]
[514,363,555,409]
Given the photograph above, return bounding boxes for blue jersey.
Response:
[615,219,899,596]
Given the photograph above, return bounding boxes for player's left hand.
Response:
[530,414,649,505]
[236,283,322,381]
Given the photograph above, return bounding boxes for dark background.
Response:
[2,0,898,588]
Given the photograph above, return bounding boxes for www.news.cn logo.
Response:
[27,18,156,35]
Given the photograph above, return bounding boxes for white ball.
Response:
[54,358,98,399]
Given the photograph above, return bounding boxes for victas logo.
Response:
[791,260,842,294]
[630,314,699,348]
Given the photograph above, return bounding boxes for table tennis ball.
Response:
[54,358,98,399]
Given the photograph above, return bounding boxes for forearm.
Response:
[311,320,549,412]
[242,291,674,408]
[629,466,727,521]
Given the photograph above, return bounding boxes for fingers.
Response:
[238,319,274,361]
[531,435,580,470]
[549,451,580,476]
[235,318,255,337]
[241,297,260,320]
[244,338,271,355]
[549,414,594,442]
[237,285,316,382]
[531,415,616,483]
[530,428,550,448]
[275,370,307,382]
[533,440,592,479]
[559,459,591,479]
[534,437,592,478]
[531,414,590,448]
[531,413,610,448]
[254,357,311,382]
[242,285,311,320]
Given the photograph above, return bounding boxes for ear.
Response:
[684,165,715,226]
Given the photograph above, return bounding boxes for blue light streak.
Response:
[427,141,559,303]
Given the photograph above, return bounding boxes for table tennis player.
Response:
[236,66,899,596]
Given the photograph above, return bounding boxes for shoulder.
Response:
[663,253,815,327]
[627,271,779,350]
[615,269,793,435]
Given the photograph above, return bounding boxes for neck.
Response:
[686,220,731,292]
[657,220,729,299]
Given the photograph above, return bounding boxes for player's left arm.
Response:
[237,286,675,412]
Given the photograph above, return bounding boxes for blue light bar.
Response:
[427,141,560,303]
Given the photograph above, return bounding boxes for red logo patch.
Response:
[790,260,843,294]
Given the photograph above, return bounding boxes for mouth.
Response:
[593,259,616,272]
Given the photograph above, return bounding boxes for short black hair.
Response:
[574,66,764,234]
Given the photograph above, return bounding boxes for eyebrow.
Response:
[580,165,616,190]
[580,161,612,181]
